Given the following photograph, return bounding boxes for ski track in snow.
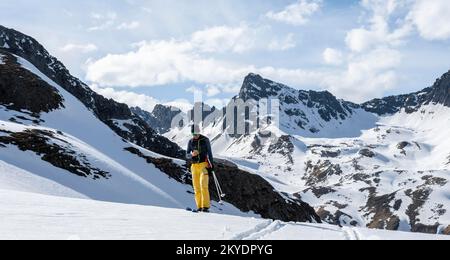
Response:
[232,220,288,240]
[342,227,362,241]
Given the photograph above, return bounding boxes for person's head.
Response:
[191,124,201,138]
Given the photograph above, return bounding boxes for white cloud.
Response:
[324,0,411,101]
[164,99,193,113]
[345,0,412,52]
[205,85,221,97]
[86,39,255,87]
[221,84,242,94]
[325,47,402,102]
[186,86,202,94]
[88,12,117,31]
[91,85,160,112]
[91,84,193,113]
[409,0,450,40]
[117,21,140,30]
[204,98,229,109]
[268,33,296,51]
[191,25,296,53]
[60,43,98,53]
[266,0,322,26]
[86,37,399,103]
[191,25,254,53]
[323,48,344,65]
[86,38,326,89]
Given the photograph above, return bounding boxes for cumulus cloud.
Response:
[60,43,98,53]
[325,47,402,102]
[91,84,194,113]
[323,48,344,65]
[191,25,254,53]
[345,0,412,52]
[321,0,413,101]
[164,99,194,113]
[86,39,256,87]
[191,24,295,53]
[268,33,296,51]
[204,98,229,109]
[408,0,450,40]
[86,25,302,89]
[205,85,221,97]
[91,85,160,112]
[266,0,322,26]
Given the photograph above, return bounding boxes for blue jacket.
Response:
[186,135,214,166]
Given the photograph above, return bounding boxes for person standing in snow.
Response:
[186,124,214,213]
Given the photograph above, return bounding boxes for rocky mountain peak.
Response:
[427,70,450,107]
[239,73,285,101]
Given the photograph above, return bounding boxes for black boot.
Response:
[200,208,210,213]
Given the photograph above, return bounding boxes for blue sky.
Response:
[1,0,450,111]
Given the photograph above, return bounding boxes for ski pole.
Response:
[212,171,225,204]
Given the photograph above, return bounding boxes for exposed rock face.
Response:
[211,158,320,223]
[131,105,182,134]
[0,25,183,159]
[359,148,376,158]
[304,160,343,186]
[125,147,321,223]
[443,225,450,235]
[363,188,400,230]
[0,129,110,179]
[363,70,450,115]
[0,51,63,113]
[426,70,450,107]
[397,141,410,150]
[239,73,358,123]
[405,188,434,233]
[268,135,295,164]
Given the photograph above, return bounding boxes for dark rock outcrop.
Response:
[405,188,433,233]
[0,129,110,179]
[426,70,450,107]
[362,188,400,230]
[304,160,343,186]
[267,135,294,164]
[397,141,410,150]
[359,148,376,158]
[443,225,450,235]
[0,51,63,113]
[0,25,183,159]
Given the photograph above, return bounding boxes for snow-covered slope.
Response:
[164,73,450,235]
[0,53,200,209]
[1,189,448,240]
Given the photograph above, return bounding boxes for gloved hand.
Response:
[207,165,214,175]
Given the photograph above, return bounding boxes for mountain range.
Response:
[161,63,450,235]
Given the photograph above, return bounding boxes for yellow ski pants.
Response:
[191,162,210,209]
